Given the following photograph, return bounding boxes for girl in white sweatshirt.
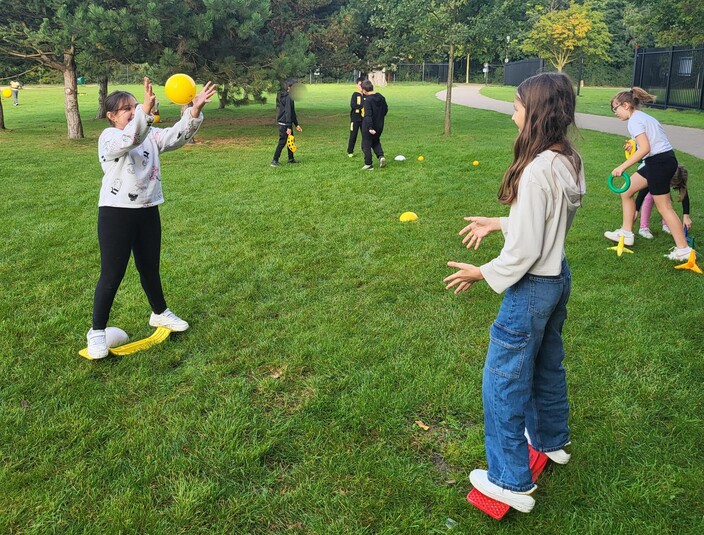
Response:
[444,72,585,513]
[86,77,216,359]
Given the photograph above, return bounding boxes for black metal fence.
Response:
[504,59,545,86]
[633,46,704,110]
[392,60,492,84]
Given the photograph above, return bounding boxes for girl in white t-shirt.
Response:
[604,87,692,261]
[86,77,217,359]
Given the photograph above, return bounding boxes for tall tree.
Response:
[0,1,95,138]
[367,0,480,135]
[522,1,612,72]
[627,0,704,47]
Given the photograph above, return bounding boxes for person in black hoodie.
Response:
[271,78,303,167]
[346,77,365,157]
[360,80,388,170]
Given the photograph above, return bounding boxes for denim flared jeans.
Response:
[483,259,571,492]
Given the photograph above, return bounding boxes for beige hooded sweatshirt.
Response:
[480,150,585,294]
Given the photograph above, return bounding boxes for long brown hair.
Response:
[671,165,688,201]
[498,72,581,205]
[611,87,656,111]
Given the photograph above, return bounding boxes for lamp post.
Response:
[504,35,511,64]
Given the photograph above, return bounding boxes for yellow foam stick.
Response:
[608,235,633,257]
[79,327,172,360]
[674,250,702,274]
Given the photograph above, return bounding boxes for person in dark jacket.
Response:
[271,78,303,167]
[347,77,365,157]
[360,80,388,170]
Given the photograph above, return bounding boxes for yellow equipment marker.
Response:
[79,327,172,360]
[674,250,702,274]
[607,235,633,257]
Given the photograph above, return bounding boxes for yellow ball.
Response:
[1,88,11,99]
[473,160,479,166]
[153,114,161,123]
[417,156,424,161]
[399,211,418,222]
[164,73,196,105]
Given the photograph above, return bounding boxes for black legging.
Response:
[92,206,167,329]
[347,120,362,154]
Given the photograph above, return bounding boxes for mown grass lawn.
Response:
[481,85,704,129]
[1,83,703,534]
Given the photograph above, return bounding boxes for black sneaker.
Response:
[270,160,280,167]
[288,159,299,164]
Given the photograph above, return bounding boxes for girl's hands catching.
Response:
[460,216,501,250]
[444,262,483,294]
[190,81,218,117]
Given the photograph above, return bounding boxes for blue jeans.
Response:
[482,259,571,492]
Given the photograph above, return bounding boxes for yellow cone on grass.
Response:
[399,211,418,222]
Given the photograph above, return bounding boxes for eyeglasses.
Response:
[611,103,623,113]
[116,104,137,114]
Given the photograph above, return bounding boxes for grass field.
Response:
[481,85,704,129]
[1,83,704,534]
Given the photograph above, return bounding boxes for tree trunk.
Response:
[0,99,5,130]
[444,43,455,136]
[63,51,84,139]
[218,83,230,109]
[96,75,108,119]
[465,52,470,84]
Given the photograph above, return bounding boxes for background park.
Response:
[1,1,703,533]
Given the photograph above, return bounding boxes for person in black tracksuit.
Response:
[271,78,302,167]
[360,79,388,170]
[347,77,365,156]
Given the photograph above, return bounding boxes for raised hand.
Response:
[142,77,156,115]
[190,81,218,117]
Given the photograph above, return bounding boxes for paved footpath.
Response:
[437,85,704,160]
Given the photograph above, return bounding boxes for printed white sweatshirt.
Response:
[480,150,585,294]
[98,105,203,208]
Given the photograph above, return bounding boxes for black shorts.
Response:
[637,150,677,195]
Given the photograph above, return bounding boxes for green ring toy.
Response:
[608,171,631,194]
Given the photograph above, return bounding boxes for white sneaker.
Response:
[662,224,672,234]
[86,329,109,359]
[638,228,654,239]
[664,246,692,262]
[361,164,373,171]
[149,308,189,331]
[524,429,572,464]
[469,469,536,513]
[379,157,386,168]
[604,229,634,246]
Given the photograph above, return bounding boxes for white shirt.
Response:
[627,110,672,158]
[480,151,585,294]
[98,106,203,208]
